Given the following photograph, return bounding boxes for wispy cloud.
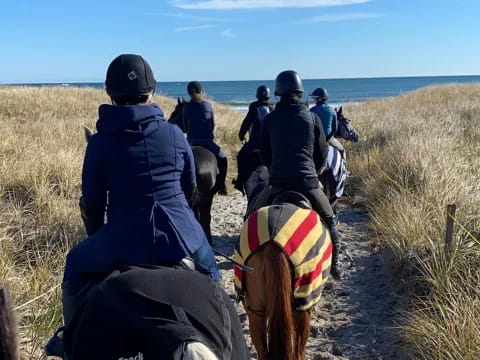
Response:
[175,24,217,32]
[297,12,384,23]
[161,12,234,22]
[220,28,236,37]
[174,0,372,10]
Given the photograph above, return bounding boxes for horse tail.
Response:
[264,243,295,360]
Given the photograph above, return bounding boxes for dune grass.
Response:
[343,83,480,359]
[1,84,479,358]
[0,86,243,357]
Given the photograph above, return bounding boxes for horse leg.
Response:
[293,309,312,360]
[197,192,213,244]
[244,252,268,359]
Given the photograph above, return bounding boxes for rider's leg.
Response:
[191,240,222,281]
[301,187,343,280]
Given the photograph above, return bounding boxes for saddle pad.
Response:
[234,204,332,311]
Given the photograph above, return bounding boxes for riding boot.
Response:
[45,281,79,358]
[325,215,343,280]
[216,156,228,195]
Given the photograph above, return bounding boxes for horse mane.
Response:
[0,288,20,360]
[264,244,295,360]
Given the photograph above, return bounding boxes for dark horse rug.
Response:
[63,266,249,360]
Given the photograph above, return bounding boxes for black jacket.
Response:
[238,100,273,149]
[261,98,328,189]
[66,266,250,360]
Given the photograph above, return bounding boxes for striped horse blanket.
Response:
[234,204,332,311]
[326,145,348,199]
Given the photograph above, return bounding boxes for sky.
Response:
[0,0,479,83]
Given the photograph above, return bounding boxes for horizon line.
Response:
[2,73,480,86]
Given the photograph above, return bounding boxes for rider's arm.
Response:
[180,133,196,200]
[312,113,329,171]
[238,104,255,141]
[81,136,107,235]
[260,115,272,167]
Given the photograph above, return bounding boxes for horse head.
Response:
[168,97,188,133]
[335,106,359,143]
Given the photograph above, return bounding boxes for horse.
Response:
[49,266,249,360]
[0,288,20,360]
[168,98,219,243]
[234,192,332,360]
[319,106,360,210]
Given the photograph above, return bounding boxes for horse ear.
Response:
[338,106,343,114]
[177,97,181,104]
[84,126,94,143]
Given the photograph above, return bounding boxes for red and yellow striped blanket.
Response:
[234,204,332,311]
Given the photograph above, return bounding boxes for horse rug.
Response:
[326,145,348,199]
[234,204,332,311]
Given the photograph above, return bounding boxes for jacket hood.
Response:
[97,103,165,136]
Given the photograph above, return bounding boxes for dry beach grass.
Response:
[0,84,479,358]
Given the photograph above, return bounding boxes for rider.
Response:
[233,85,273,194]
[258,71,343,279]
[59,54,221,335]
[182,81,228,195]
[310,88,337,140]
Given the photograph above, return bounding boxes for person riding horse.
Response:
[62,266,249,360]
[233,85,273,194]
[47,54,220,357]
[249,70,344,280]
[182,81,228,195]
[310,87,337,140]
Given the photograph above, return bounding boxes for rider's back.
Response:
[311,102,335,138]
[183,100,215,142]
[83,103,202,259]
[262,98,328,189]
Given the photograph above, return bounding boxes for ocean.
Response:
[9,75,480,112]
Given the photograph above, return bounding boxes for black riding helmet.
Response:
[274,70,304,97]
[256,85,270,100]
[187,81,204,95]
[310,88,328,101]
[105,54,156,97]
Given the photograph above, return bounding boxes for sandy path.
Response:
[211,192,407,360]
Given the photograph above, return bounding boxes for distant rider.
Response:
[53,55,221,349]
[233,85,273,194]
[310,87,337,140]
[254,71,343,279]
[182,81,228,195]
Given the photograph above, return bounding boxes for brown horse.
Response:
[234,193,332,360]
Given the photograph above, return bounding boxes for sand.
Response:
[210,192,407,360]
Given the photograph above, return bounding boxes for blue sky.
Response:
[0,0,478,83]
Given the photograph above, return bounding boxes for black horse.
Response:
[335,106,359,142]
[169,98,219,243]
